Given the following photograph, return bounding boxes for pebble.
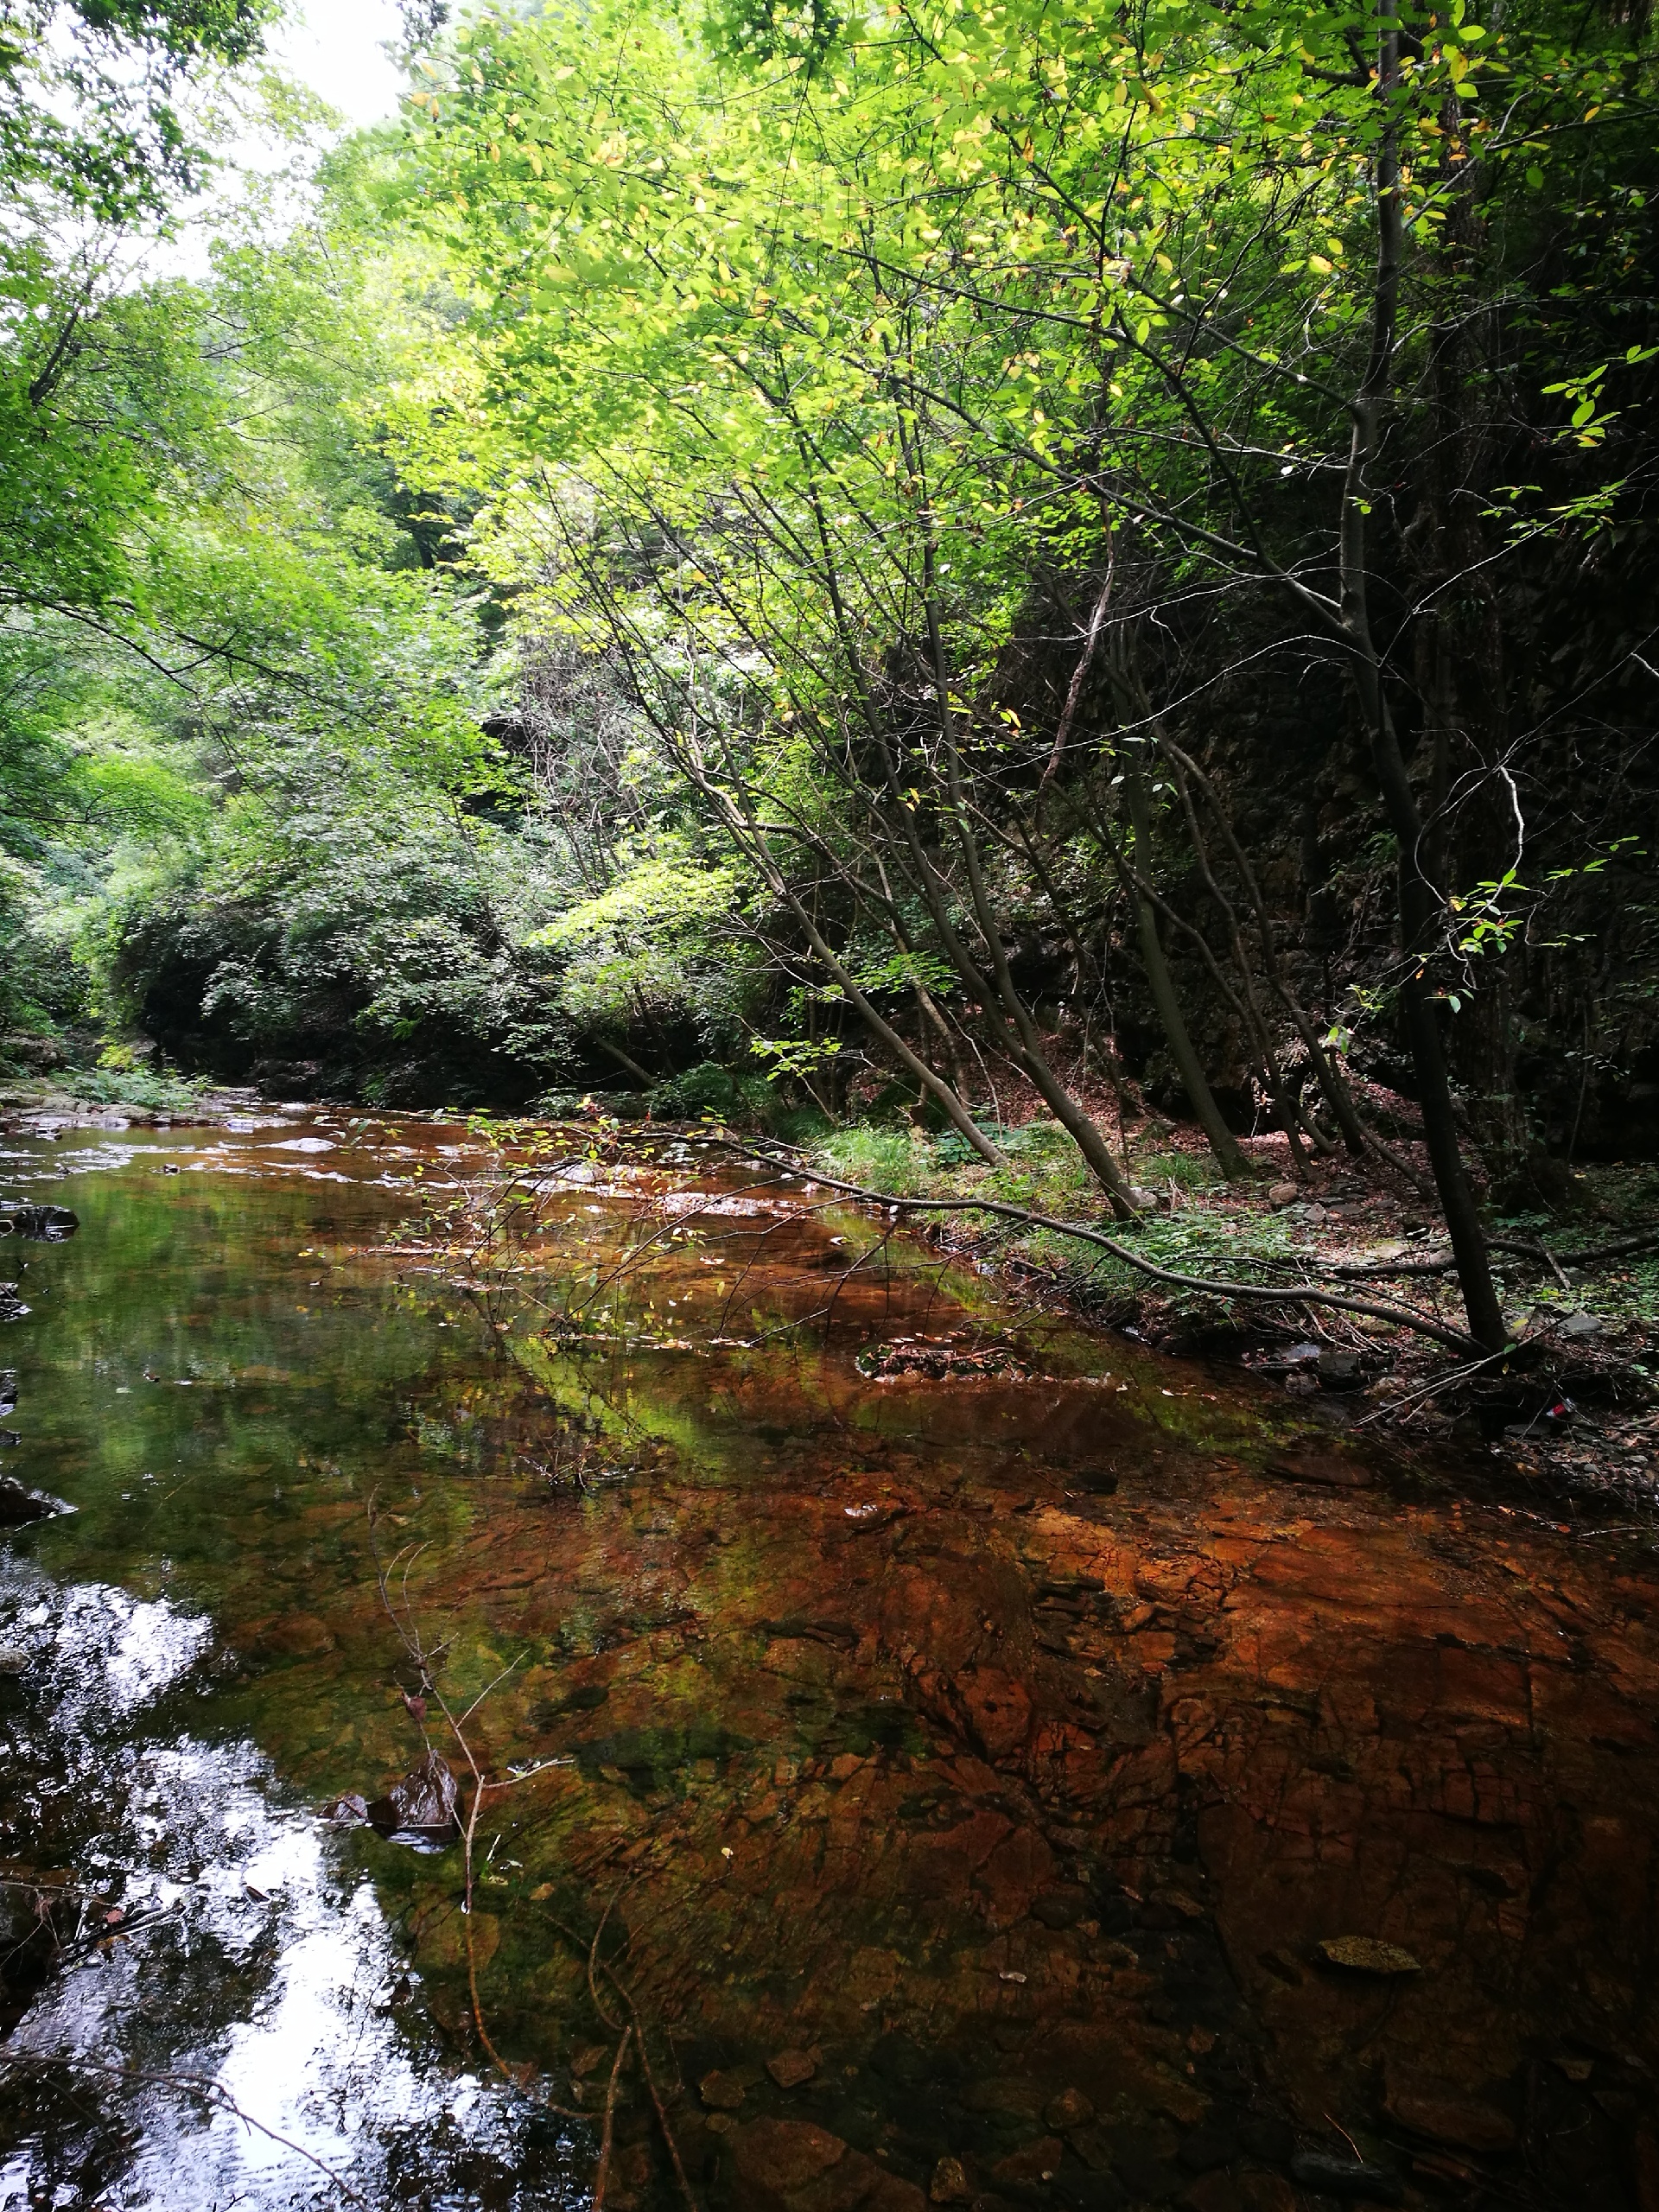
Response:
[766,2049,818,2089]
[930,2157,969,2204]
[700,2068,747,2111]
[1045,2087,1094,2130]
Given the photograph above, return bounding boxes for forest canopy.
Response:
[2,0,1656,1349]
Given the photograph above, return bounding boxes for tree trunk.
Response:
[1120,753,1253,1180]
[1335,0,1505,1352]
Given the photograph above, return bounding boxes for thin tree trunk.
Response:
[1154,732,1433,1196]
[596,1037,656,1086]
[1118,750,1253,1179]
[918,576,1141,1216]
[1337,1,1504,1351]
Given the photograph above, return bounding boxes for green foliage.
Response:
[3,0,1656,1147]
[102,751,572,1099]
[363,0,1656,1143]
[1136,1151,1224,1192]
[529,849,753,1038]
[0,0,273,219]
[70,1062,209,1110]
[815,1126,931,1198]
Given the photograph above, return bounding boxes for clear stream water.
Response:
[0,1115,1654,2212]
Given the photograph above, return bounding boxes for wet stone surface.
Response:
[0,1116,1652,2209]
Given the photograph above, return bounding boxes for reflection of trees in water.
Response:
[414,1126,1006,1483]
[364,1483,702,2212]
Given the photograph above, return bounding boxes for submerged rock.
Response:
[0,1203,78,1242]
[0,1475,73,1526]
[365,1749,461,1843]
[730,2117,925,2212]
[701,2069,748,2111]
[1382,2069,1516,2153]
[1316,1935,1422,1975]
[928,2157,969,2204]
[766,2049,818,2089]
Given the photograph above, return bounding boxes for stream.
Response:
[0,1112,1654,2212]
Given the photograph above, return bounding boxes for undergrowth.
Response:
[0,1060,213,1113]
[810,1119,1303,1306]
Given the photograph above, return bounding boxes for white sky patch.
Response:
[133,0,410,279]
[270,0,407,131]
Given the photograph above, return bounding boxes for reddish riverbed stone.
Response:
[732,2120,926,2212]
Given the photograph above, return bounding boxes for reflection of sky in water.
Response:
[0,1120,484,1199]
[2,1562,577,2206]
[0,1122,594,2206]
[48,1586,212,1717]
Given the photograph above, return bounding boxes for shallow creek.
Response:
[0,1114,1654,2212]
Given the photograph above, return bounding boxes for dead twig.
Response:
[594,2026,634,2212]
[588,1880,628,2034]
[551,1911,701,2212]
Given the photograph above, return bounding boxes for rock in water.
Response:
[0,1475,73,1526]
[1044,2088,1094,2130]
[0,1204,78,1242]
[766,2050,818,2089]
[1382,2071,1516,2153]
[366,1749,460,1841]
[930,2157,969,2205]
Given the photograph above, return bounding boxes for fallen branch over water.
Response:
[692,1130,1485,1355]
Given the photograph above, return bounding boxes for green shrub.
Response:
[69,1065,210,1111]
[650,1060,741,1117]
